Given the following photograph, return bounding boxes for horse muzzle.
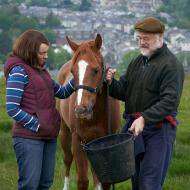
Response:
[74,106,93,120]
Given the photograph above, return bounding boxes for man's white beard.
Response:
[140,40,162,57]
[140,48,153,57]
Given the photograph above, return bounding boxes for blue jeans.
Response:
[131,123,176,190]
[13,137,57,190]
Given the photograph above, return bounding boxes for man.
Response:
[106,17,184,190]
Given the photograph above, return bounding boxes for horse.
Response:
[57,33,120,190]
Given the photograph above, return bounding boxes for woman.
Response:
[4,29,74,190]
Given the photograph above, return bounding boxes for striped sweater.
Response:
[6,66,74,132]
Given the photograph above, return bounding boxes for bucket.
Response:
[82,133,135,183]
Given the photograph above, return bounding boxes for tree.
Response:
[0,31,12,64]
[160,0,190,29]
[45,13,61,28]
[0,31,12,55]
[46,47,55,70]
[183,0,190,20]
[0,6,20,30]
[42,28,57,44]
[0,0,8,5]
[13,16,39,32]
[118,50,139,75]
[53,48,71,70]
[46,47,71,70]
[62,0,72,6]
[30,0,48,6]
[177,51,190,67]
[0,12,13,30]
[0,0,24,5]
[79,0,92,11]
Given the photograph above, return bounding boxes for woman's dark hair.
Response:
[13,29,49,67]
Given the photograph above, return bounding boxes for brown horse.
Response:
[57,34,120,190]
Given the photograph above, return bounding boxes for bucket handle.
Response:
[81,143,89,151]
[126,131,136,141]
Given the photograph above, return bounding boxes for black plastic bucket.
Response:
[82,133,135,184]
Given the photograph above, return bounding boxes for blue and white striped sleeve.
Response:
[53,78,75,99]
[6,66,40,132]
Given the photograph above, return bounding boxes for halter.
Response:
[74,60,106,94]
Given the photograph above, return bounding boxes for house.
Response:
[167,28,190,52]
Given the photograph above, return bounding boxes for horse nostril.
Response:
[75,107,86,114]
[75,106,93,115]
[86,106,92,114]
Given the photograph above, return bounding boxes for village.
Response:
[17,0,190,68]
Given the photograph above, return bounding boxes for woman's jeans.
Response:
[13,137,57,190]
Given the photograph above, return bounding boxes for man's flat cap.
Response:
[134,17,165,33]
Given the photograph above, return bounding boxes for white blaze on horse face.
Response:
[77,60,89,105]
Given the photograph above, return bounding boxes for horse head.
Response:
[66,34,105,120]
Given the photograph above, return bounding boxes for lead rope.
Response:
[106,81,111,135]
[106,80,115,190]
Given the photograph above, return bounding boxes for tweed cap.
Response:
[134,17,165,33]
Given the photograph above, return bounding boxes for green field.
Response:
[0,74,190,190]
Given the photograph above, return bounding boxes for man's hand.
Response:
[106,68,116,85]
[128,116,145,137]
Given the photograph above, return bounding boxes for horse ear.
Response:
[66,36,79,52]
[94,33,102,50]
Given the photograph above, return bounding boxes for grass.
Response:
[0,77,12,131]
[0,74,190,190]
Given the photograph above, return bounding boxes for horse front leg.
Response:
[73,133,89,190]
[91,167,111,190]
[60,121,73,190]
[89,166,102,190]
[92,166,111,190]
[101,183,111,190]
